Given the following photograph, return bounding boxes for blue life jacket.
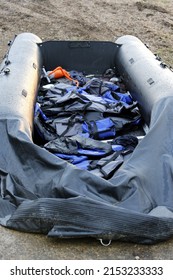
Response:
[54,153,88,164]
[82,118,116,140]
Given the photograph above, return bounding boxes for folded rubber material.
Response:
[1,33,173,244]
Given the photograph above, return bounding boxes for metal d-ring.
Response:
[99,239,112,246]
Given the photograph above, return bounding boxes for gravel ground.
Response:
[1,0,173,64]
[0,0,173,260]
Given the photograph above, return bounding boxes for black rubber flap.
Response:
[38,41,119,74]
[1,97,173,243]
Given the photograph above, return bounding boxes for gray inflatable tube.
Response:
[0,33,42,136]
[0,33,173,244]
[115,35,173,124]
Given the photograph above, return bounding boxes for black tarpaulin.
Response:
[0,33,173,244]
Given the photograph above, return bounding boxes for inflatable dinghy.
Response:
[0,33,173,244]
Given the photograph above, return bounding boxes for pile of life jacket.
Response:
[34,67,144,179]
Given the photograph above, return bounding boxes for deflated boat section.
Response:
[0,33,173,244]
